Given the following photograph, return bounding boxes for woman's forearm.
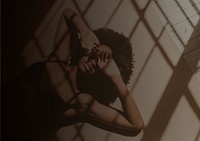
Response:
[75,92,143,136]
[111,75,144,129]
[63,8,89,35]
[63,8,99,52]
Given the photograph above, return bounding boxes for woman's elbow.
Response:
[122,125,143,136]
[128,120,144,136]
[129,128,142,136]
[129,123,144,136]
[135,119,144,130]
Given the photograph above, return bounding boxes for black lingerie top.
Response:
[2,18,139,140]
[2,61,82,141]
[3,15,87,141]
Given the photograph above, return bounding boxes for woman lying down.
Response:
[2,8,144,141]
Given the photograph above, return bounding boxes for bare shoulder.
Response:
[64,93,94,116]
[76,93,94,106]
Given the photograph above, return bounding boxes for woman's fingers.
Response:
[83,63,90,72]
[95,45,112,62]
[84,61,96,73]
[97,56,110,70]
[87,61,95,71]
[91,60,96,68]
[103,51,108,62]
[99,50,110,62]
[99,51,103,62]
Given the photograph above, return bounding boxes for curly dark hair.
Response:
[62,17,134,104]
[77,28,134,105]
[48,18,135,105]
[93,28,134,84]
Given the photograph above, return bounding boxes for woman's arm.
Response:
[93,49,143,135]
[64,59,144,136]
[65,90,143,136]
[63,8,89,36]
[50,8,99,60]
[96,51,144,133]
[111,75,144,129]
[63,8,100,51]
[40,9,89,101]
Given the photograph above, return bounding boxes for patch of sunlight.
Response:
[81,123,109,141]
[128,21,155,91]
[159,28,183,66]
[151,0,168,26]
[107,0,139,37]
[84,0,121,29]
[56,125,77,141]
[145,1,165,38]
[160,95,200,141]
[173,20,194,45]
[151,0,198,51]
[177,0,200,26]
[165,25,185,53]
[132,47,173,126]
[151,0,185,57]
[188,71,200,109]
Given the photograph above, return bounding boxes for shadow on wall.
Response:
[2,0,55,82]
[141,53,200,141]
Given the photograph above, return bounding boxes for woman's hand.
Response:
[80,30,100,51]
[96,45,112,61]
[94,45,121,80]
[63,8,99,51]
[78,56,96,74]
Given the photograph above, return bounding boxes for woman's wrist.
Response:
[64,8,89,35]
[111,74,123,85]
[79,26,90,36]
[72,14,89,35]
[110,74,129,97]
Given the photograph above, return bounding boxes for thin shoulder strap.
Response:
[65,92,82,105]
[62,92,82,112]
[45,59,71,66]
[57,92,82,119]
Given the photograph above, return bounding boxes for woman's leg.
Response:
[50,13,71,61]
[39,12,78,103]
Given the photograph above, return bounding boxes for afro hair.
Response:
[93,28,134,84]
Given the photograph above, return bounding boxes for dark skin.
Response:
[39,8,144,136]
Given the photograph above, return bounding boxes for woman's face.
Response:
[78,55,97,74]
[78,45,112,78]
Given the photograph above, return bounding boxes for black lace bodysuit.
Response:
[2,16,83,141]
